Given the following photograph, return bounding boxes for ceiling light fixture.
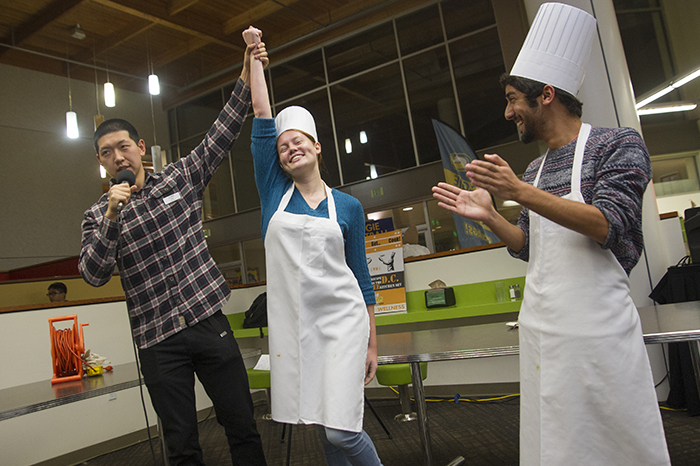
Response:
[635,66,700,109]
[66,63,79,139]
[104,82,116,107]
[360,131,368,144]
[637,102,698,116]
[148,74,160,95]
[345,138,352,154]
[71,24,86,40]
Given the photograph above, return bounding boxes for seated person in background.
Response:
[402,225,431,258]
[47,282,67,302]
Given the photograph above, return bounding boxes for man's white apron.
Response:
[265,183,369,432]
[518,123,670,465]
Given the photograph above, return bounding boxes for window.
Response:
[427,198,461,253]
[331,63,414,183]
[210,243,242,287]
[396,5,443,56]
[271,50,325,104]
[403,46,459,164]
[324,22,398,82]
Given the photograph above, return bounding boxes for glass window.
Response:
[209,242,242,287]
[331,63,414,184]
[178,134,236,220]
[277,91,341,187]
[442,0,496,40]
[242,238,266,284]
[231,117,260,212]
[203,156,235,221]
[325,22,398,82]
[652,153,700,197]
[177,90,223,141]
[366,202,433,253]
[396,5,443,56]
[427,198,460,253]
[271,50,325,104]
[403,46,458,164]
[614,0,673,97]
[451,28,515,150]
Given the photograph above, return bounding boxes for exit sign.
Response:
[370,187,384,198]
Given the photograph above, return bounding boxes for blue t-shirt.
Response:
[251,118,375,305]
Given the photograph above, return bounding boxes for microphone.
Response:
[115,170,135,213]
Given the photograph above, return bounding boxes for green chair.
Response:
[375,362,428,422]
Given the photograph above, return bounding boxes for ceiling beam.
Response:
[167,0,200,16]
[92,0,242,51]
[0,0,85,57]
[223,0,300,36]
[69,20,154,68]
[152,35,211,69]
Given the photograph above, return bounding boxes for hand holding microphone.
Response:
[107,170,136,220]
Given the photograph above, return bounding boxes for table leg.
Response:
[410,361,432,466]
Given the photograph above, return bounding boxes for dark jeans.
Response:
[138,311,267,466]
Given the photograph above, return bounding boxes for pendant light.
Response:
[66,63,79,139]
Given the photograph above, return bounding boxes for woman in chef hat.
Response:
[242,27,382,466]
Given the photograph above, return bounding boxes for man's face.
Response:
[96,130,146,180]
[504,85,544,144]
[47,289,66,303]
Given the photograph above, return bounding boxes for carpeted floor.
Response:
[83,396,700,465]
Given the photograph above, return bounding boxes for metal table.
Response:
[0,362,141,421]
[376,301,700,466]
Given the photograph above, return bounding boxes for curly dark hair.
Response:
[499,74,583,118]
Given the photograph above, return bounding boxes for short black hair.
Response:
[48,282,67,294]
[93,118,140,153]
[499,74,583,118]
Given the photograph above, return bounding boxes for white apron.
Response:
[265,182,369,432]
[518,124,670,465]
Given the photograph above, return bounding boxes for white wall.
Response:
[0,63,170,272]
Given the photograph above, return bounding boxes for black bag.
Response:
[242,292,267,338]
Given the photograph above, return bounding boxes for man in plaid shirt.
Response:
[79,34,269,466]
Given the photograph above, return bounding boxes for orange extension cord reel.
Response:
[49,315,89,385]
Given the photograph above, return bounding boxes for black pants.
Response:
[138,311,267,465]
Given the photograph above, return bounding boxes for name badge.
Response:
[164,192,182,204]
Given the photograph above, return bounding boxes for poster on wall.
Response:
[365,229,407,315]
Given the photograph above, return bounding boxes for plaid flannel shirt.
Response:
[79,78,251,349]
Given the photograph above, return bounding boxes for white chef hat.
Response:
[275,106,318,142]
[510,2,597,96]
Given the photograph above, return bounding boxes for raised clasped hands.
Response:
[241,26,269,71]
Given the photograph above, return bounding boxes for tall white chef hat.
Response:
[275,106,318,142]
[510,2,597,96]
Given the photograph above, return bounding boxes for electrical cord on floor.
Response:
[387,386,520,404]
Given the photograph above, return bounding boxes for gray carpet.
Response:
[83,397,699,465]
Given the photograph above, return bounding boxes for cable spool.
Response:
[49,315,89,384]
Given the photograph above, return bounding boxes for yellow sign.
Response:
[365,229,406,315]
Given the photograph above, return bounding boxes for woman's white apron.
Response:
[518,123,670,465]
[265,183,369,432]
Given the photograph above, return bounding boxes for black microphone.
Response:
[115,170,136,213]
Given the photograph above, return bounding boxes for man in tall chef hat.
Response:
[433,3,670,465]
